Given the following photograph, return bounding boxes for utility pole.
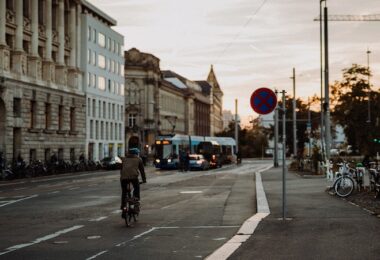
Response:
[292,68,297,158]
[319,0,325,162]
[308,98,312,157]
[281,90,287,220]
[367,48,371,123]
[235,99,239,153]
[324,5,331,160]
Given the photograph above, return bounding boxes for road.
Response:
[0,159,272,260]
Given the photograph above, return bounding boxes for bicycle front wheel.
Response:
[335,177,354,197]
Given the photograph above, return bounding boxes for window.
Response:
[98,76,106,91]
[44,149,51,162]
[105,122,109,140]
[92,99,96,117]
[93,28,96,43]
[23,0,30,19]
[98,54,105,69]
[30,100,37,128]
[128,114,137,127]
[98,100,101,117]
[120,84,124,96]
[115,124,117,140]
[103,101,106,118]
[107,37,111,50]
[88,26,91,41]
[88,49,91,64]
[30,149,36,162]
[101,121,104,139]
[98,32,105,48]
[110,123,113,140]
[38,0,44,25]
[58,105,64,130]
[108,103,111,119]
[70,107,76,131]
[87,72,91,86]
[111,60,114,73]
[70,148,75,162]
[119,124,122,139]
[92,51,96,66]
[45,103,51,129]
[87,98,91,116]
[58,148,64,161]
[112,104,115,119]
[95,120,99,139]
[121,64,124,76]
[13,98,21,117]
[90,120,93,139]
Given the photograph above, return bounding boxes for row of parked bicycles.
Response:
[0,158,104,181]
[325,160,380,198]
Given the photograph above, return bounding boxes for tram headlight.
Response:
[155,159,160,163]
[167,159,172,163]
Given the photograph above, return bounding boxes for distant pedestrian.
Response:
[184,151,190,171]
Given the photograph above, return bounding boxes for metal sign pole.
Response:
[282,90,287,220]
[274,91,279,167]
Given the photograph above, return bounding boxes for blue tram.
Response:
[154,134,236,169]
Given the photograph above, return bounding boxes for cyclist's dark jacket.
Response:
[120,154,146,181]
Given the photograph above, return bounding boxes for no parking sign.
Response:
[250,88,277,115]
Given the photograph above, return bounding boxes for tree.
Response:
[331,64,380,155]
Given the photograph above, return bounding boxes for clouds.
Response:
[89,0,380,118]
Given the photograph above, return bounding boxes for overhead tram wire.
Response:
[213,0,269,64]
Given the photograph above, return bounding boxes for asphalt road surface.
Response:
[0,159,272,260]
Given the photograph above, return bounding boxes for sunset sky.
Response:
[89,0,380,125]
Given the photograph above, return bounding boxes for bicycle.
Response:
[122,181,143,227]
[332,162,355,197]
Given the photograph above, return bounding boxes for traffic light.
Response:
[373,138,380,144]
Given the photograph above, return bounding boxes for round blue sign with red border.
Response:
[250,88,277,115]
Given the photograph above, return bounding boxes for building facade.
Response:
[81,1,125,161]
[0,0,86,163]
[124,48,161,152]
[206,65,224,135]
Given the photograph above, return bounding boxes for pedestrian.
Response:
[179,150,185,172]
[184,151,190,171]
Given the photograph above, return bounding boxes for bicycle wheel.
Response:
[123,206,130,227]
[335,177,354,197]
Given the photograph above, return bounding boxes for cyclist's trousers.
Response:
[120,178,140,209]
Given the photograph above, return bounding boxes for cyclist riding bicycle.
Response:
[120,148,147,213]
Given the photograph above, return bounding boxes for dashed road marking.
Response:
[0,194,38,208]
[89,216,108,222]
[86,250,108,260]
[0,225,84,256]
[48,191,61,195]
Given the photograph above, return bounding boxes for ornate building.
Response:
[0,0,85,163]
[206,65,224,135]
[124,48,225,152]
[124,48,161,151]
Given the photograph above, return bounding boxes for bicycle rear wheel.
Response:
[335,177,354,197]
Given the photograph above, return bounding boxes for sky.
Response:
[89,0,380,126]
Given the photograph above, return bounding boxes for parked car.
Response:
[101,156,122,170]
[189,154,210,171]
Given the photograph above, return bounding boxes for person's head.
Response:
[128,148,140,156]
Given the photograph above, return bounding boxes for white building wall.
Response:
[81,14,125,161]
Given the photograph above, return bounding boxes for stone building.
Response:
[206,65,224,135]
[123,48,225,151]
[0,0,86,163]
[124,48,161,151]
[81,1,125,161]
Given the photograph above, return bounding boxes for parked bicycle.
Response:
[331,161,355,197]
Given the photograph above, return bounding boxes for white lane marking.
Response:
[0,225,84,256]
[48,191,60,195]
[111,209,121,214]
[89,216,108,222]
[86,250,108,260]
[116,227,157,247]
[180,191,203,194]
[68,187,80,191]
[14,187,27,191]
[0,181,26,187]
[0,194,38,208]
[206,165,272,260]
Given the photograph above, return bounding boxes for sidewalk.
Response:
[229,167,380,260]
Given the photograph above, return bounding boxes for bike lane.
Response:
[230,167,380,260]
